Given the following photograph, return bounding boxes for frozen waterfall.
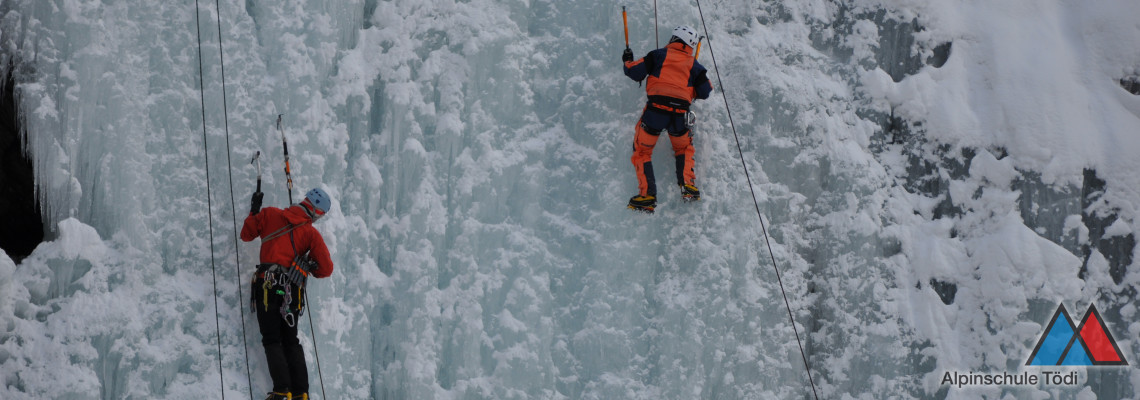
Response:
[1,0,1139,399]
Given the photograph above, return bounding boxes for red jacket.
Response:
[241,205,333,278]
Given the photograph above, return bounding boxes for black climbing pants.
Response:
[253,272,309,394]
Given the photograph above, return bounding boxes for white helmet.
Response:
[671,25,699,48]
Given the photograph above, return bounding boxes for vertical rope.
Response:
[211,0,256,398]
[653,0,659,48]
[693,1,820,399]
[192,1,226,398]
[276,117,327,399]
[306,293,328,400]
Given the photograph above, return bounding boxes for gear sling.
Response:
[252,223,313,327]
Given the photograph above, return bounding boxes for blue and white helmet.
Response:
[671,25,699,48]
[301,187,331,220]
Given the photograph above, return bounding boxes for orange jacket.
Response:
[241,205,333,278]
[624,41,713,107]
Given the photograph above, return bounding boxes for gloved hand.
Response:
[302,257,319,274]
[250,191,264,215]
[622,48,633,63]
[292,253,318,274]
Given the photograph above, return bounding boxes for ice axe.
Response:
[695,36,705,59]
[622,6,630,51]
[250,150,262,193]
[623,6,644,86]
[277,114,294,204]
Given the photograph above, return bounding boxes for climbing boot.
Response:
[290,393,308,400]
[680,184,700,202]
[628,195,657,213]
[264,392,290,400]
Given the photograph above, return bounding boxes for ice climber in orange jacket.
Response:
[623,25,713,213]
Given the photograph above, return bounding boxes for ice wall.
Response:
[1,0,1139,399]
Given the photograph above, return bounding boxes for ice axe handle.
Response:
[251,151,262,193]
[276,113,294,204]
[622,7,629,49]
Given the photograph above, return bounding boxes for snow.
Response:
[1,0,1139,399]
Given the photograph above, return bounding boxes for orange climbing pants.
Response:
[631,106,695,197]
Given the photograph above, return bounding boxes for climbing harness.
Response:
[253,263,308,328]
[647,95,690,114]
[694,1,820,398]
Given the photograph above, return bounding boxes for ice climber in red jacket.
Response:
[241,187,334,400]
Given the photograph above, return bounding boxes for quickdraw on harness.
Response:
[255,266,304,327]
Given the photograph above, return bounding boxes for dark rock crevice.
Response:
[1121,73,1140,95]
[0,64,45,263]
[1079,169,1134,285]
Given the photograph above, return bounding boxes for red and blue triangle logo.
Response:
[1026,303,1127,366]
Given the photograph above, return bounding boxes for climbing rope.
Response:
[653,0,660,48]
[192,0,229,398]
[195,0,255,397]
[211,0,257,397]
[276,116,329,400]
[694,1,820,399]
[306,293,328,400]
